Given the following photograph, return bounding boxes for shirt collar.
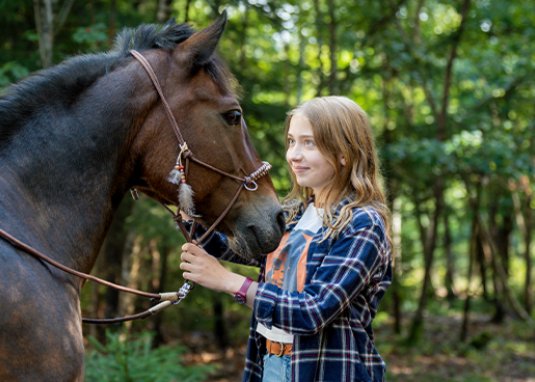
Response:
[285,193,355,231]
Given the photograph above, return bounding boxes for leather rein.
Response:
[0,49,271,324]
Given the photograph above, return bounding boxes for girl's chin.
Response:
[295,180,310,188]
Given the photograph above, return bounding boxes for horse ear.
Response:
[178,11,227,68]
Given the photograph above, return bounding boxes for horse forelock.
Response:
[113,20,195,53]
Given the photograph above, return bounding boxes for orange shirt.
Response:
[264,204,323,293]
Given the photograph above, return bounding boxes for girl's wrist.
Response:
[225,272,247,296]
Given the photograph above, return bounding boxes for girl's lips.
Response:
[292,166,309,173]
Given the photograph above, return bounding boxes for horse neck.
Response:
[0,67,153,272]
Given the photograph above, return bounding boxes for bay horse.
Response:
[0,13,284,381]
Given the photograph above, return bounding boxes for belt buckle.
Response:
[268,340,286,357]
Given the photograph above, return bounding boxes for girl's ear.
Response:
[340,155,347,166]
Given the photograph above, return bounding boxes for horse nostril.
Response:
[276,210,286,234]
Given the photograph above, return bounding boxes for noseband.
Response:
[0,50,273,324]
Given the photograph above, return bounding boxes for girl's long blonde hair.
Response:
[284,96,391,243]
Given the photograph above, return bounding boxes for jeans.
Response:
[262,354,291,382]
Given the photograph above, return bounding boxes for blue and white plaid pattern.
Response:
[199,197,392,382]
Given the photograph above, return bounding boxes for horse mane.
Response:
[0,20,232,144]
[113,20,194,52]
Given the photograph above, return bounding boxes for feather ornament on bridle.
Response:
[167,142,197,217]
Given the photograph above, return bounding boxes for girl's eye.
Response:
[304,139,315,147]
[222,110,242,126]
[287,138,295,146]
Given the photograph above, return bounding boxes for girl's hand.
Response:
[180,243,245,295]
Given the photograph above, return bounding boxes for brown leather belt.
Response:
[266,339,293,356]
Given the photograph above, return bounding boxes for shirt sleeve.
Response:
[187,223,261,266]
[253,212,388,335]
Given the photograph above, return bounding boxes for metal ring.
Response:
[244,180,258,191]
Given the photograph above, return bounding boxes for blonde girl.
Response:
[180,96,392,382]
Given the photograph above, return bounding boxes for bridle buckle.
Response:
[244,180,258,191]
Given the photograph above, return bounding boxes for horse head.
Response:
[128,13,284,260]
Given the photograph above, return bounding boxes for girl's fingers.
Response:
[182,272,194,281]
[179,261,191,271]
[181,242,201,252]
[181,247,204,263]
[181,251,196,263]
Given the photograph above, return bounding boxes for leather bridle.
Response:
[0,49,272,324]
[128,49,271,244]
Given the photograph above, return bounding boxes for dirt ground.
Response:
[183,314,535,382]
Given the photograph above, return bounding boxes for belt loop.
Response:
[276,342,284,357]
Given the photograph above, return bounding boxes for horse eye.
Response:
[222,110,242,126]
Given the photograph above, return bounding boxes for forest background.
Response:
[1,0,534,381]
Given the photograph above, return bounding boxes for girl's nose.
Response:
[287,146,303,162]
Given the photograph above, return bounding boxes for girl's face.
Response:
[286,113,335,200]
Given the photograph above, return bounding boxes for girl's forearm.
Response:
[223,272,258,309]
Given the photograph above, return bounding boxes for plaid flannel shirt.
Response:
[199,197,392,382]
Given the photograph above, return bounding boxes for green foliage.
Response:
[0,61,29,88]
[126,197,185,249]
[85,331,213,382]
[72,23,109,51]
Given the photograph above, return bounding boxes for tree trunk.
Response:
[312,0,326,96]
[443,207,456,303]
[512,179,533,314]
[88,280,102,340]
[523,193,533,314]
[88,0,95,25]
[485,224,507,323]
[460,177,482,341]
[151,240,170,347]
[381,71,402,334]
[283,42,291,107]
[480,218,533,323]
[296,26,306,105]
[33,0,54,68]
[408,181,443,343]
[460,199,478,341]
[496,212,513,276]
[213,294,228,350]
[89,197,134,340]
[391,197,403,334]
[523,135,535,315]
[238,1,249,70]
[489,192,513,275]
[156,0,172,23]
[184,0,192,22]
[207,0,221,18]
[56,0,74,35]
[326,0,337,94]
[120,234,145,333]
[476,222,490,301]
[107,0,117,46]
[104,198,134,307]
